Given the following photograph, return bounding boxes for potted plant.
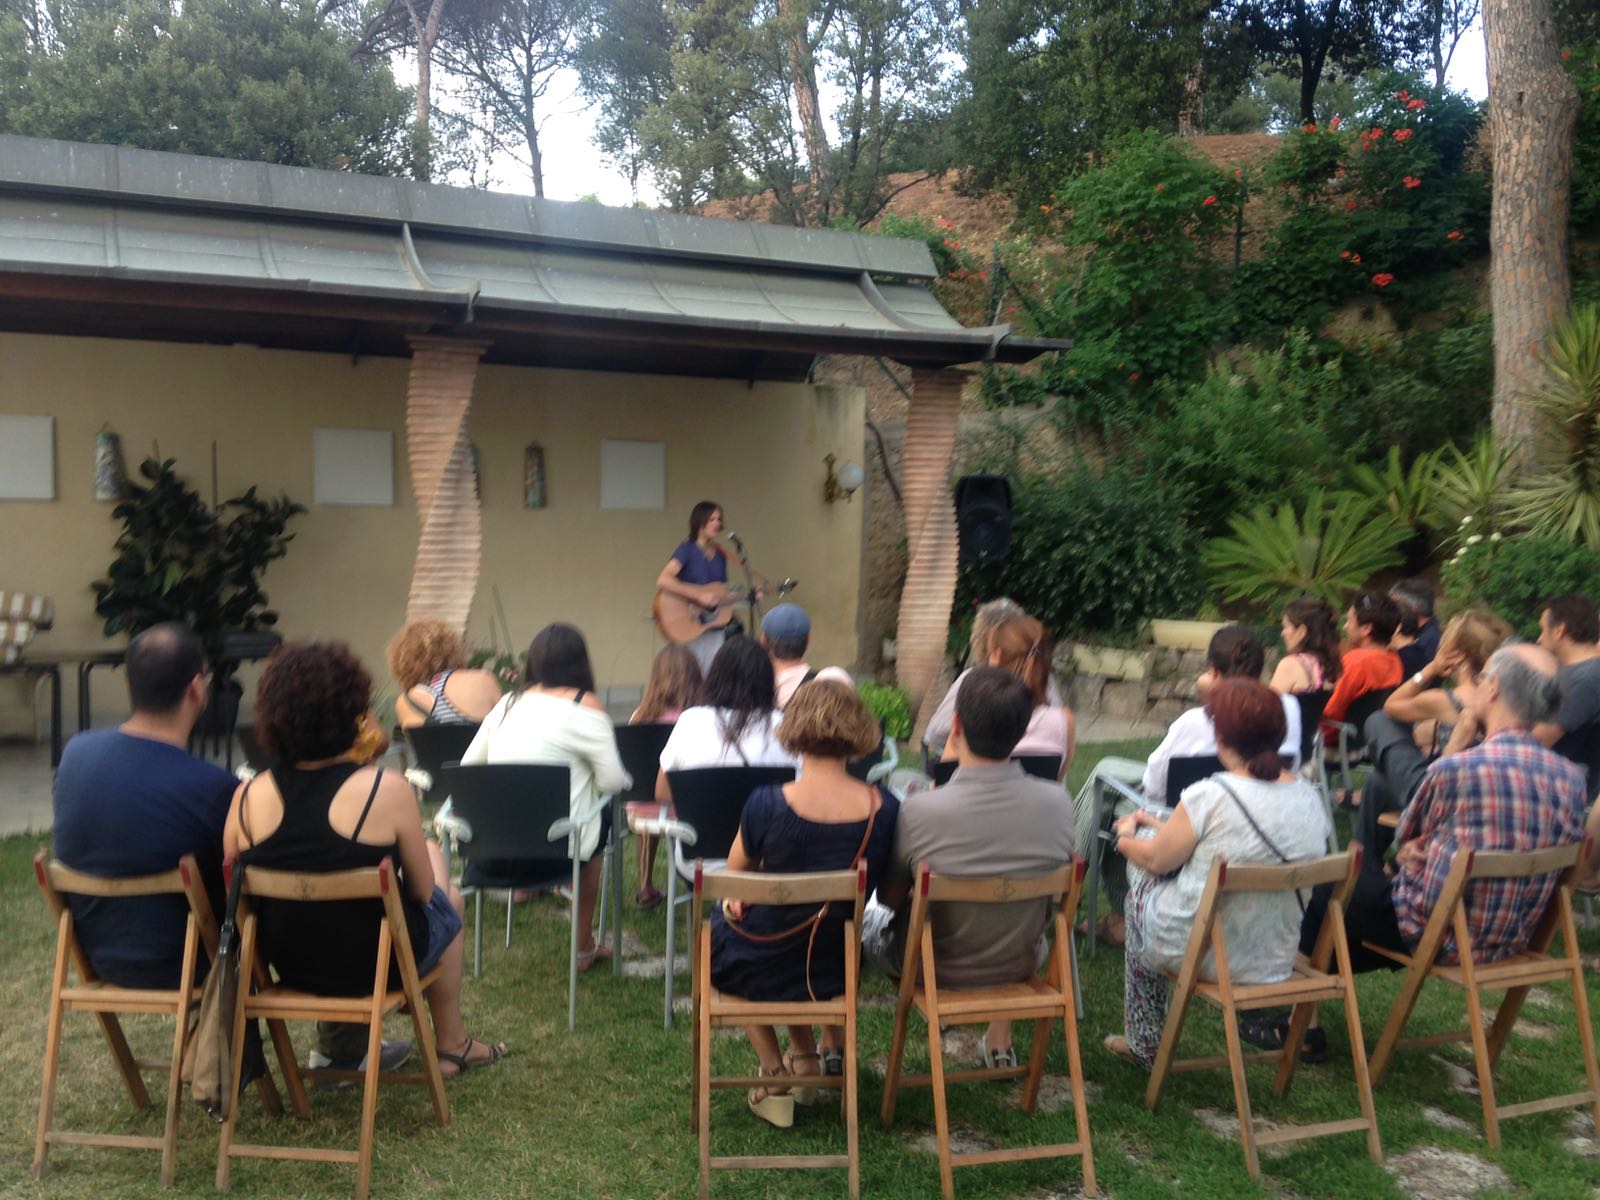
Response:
[91,456,305,732]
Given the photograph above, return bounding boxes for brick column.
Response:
[404,335,491,632]
[895,367,964,729]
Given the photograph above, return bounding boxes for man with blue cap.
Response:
[761,603,851,708]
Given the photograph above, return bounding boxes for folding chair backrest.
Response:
[1342,687,1396,743]
[405,724,484,804]
[1184,846,1362,970]
[931,754,1063,788]
[238,858,424,981]
[1166,755,1225,806]
[439,763,576,863]
[695,863,866,909]
[1296,689,1331,761]
[923,861,1078,905]
[666,766,797,859]
[35,852,217,975]
[614,722,674,803]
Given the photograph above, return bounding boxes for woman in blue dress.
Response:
[709,679,899,1128]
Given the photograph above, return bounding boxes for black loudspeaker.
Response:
[955,474,1012,565]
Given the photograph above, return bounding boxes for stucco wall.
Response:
[0,332,864,724]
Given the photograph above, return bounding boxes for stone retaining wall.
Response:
[1056,643,1282,726]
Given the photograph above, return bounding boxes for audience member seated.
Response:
[658,636,799,796]
[939,614,1074,776]
[388,619,506,729]
[1355,610,1512,853]
[1268,596,1343,696]
[1106,678,1330,1067]
[628,644,703,909]
[710,680,899,1127]
[1071,624,1301,948]
[52,622,235,988]
[225,642,506,1077]
[1533,593,1600,797]
[1389,577,1442,678]
[461,624,630,972]
[760,603,853,709]
[1294,644,1586,983]
[923,597,1066,759]
[1321,591,1404,735]
[878,668,1075,1071]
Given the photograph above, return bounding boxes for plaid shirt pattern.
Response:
[1393,730,1587,963]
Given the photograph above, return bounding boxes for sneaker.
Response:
[307,1039,414,1089]
[1237,1013,1327,1064]
[980,1034,1018,1070]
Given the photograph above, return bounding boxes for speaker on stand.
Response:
[955,474,1013,566]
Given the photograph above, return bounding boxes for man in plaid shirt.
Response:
[1296,643,1586,974]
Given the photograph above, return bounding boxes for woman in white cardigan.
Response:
[462,624,629,971]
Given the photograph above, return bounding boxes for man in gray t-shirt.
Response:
[1535,594,1600,798]
[880,668,1075,1068]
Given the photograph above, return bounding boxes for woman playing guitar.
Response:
[656,500,732,672]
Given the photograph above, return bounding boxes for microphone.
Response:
[726,531,746,553]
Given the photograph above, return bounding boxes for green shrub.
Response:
[1441,535,1600,638]
[1427,432,1517,549]
[1203,488,1410,609]
[1569,43,1600,234]
[1507,303,1600,549]
[956,465,1205,640]
[857,681,913,742]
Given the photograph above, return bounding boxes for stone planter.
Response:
[1150,619,1227,651]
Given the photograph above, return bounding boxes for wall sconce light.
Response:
[823,453,865,504]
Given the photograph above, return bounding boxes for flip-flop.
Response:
[437,1037,508,1078]
[635,887,666,911]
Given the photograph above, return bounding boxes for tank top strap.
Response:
[350,769,385,840]
[574,688,589,705]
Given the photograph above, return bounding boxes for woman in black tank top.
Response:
[226,641,506,1076]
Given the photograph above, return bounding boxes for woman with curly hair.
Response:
[388,620,505,729]
[708,680,899,1127]
[224,642,506,1077]
[460,623,630,971]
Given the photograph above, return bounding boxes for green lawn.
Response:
[4,741,1600,1198]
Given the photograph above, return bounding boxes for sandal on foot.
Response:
[748,1067,794,1128]
[1104,1034,1143,1067]
[980,1034,1018,1070]
[635,886,665,911]
[576,943,614,973]
[438,1037,507,1078]
[820,1048,843,1078]
[784,1051,824,1105]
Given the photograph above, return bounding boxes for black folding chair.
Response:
[438,764,603,1032]
[600,723,677,971]
[643,765,796,1027]
[402,724,482,809]
[930,754,1063,787]
[1330,687,1396,801]
[1295,689,1338,851]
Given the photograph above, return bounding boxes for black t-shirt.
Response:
[52,729,235,988]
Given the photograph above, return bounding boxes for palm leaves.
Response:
[1203,489,1410,609]
[1507,304,1600,549]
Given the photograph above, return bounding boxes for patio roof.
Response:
[0,136,1066,381]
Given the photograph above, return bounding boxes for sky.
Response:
[437,18,1491,208]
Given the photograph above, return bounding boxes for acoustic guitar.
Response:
[652,578,796,645]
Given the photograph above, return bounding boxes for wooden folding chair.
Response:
[1144,847,1380,1181]
[880,859,1095,1200]
[1365,838,1600,1148]
[689,861,866,1199]
[32,850,283,1185]
[216,858,451,1200]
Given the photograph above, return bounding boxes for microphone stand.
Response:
[726,532,763,635]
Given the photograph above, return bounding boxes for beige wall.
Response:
[0,332,864,725]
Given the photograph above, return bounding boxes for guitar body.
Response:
[653,583,740,644]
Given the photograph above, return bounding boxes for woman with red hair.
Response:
[1104,678,1330,1067]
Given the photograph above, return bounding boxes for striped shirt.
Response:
[1393,730,1586,963]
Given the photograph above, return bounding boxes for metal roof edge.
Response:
[0,135,941,281]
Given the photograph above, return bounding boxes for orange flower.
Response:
[1234,167,1243,180]
[1395,89,1410,102]
[1372,273,1394,287]
[1406,98,1426,110]
[1202,195,1217,207]
[1128,372,1140,383]
[1447,230,1463,241]
[1329,116,1342,130]
[1339,250,1352,260]
[1154,183,1165,192]
[1303,122,1317,133]
[1394,128,1413,142]
[1562,49,1572,61]
[1040,204,1052,213]
[1351,253,1362,264]
[1345,198,1358,211]
[1403,175,1421,188]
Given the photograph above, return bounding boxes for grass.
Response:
[3,739,1600,1198]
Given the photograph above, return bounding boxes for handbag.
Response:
[182,863,245,1122]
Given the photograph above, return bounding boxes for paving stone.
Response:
[1385,1146,1509,1199]
[1421,1106,1475,1133]
[866,1052,888,1078]
[1567,1112,1600,1160]
[941,1026,984,1065]
[1001,1074,1102,1114]
[1526,987,1559,1011]
[1431,1053,1480,1097]
[619,955,671,979]
[1030,1185,1100,1199]
[1193,1107,1294,1158]
[908,1125,1000,1157]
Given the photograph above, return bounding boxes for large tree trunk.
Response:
[1178,59,1203,136]
[1484,0,1581,470]
[776,0,831,225]
[414,48,434,181]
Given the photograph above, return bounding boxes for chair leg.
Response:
[926,1006,955,1200]
[1367,956,1429,1087]
[355,1004,385,1200]
[97,1012,152,1110]
[31,928,70,1177]
[1084,782,1107,958]
[879,995,912,1127]
[1462,978,1501,1148]
[1069,933,1085,1021]
[160,940,197,1187]
[473,890,483,980]
[610,800,625,975]
[1021,1016,1051,1112]
[695,944,713,1200]
[1220,1000,1261,1181]
[505,888,513,951]
[568,852,581,1034]
[1061,995,1098,1196]
[845,1003,861,1200]
[1570,952,1600,1138]
[664,852,680,1030]
[597,844,610,947]
[265,1014,309,1118]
